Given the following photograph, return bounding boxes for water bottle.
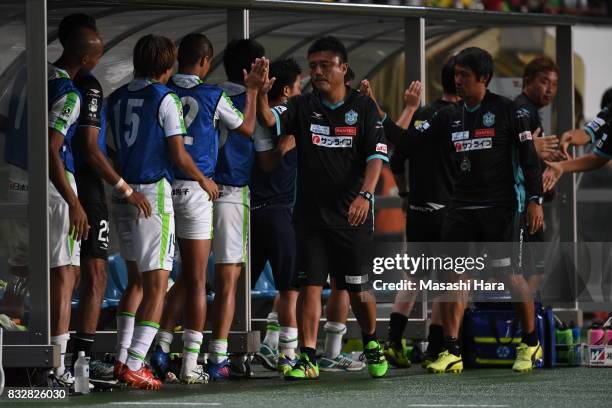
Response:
[602,315,612,345]
[74,351,89,394]
[588,323,605,345]
[569,321,581,344]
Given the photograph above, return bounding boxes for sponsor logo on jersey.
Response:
[483,111,495,127]
[375,143,388,154]
[519,130,533,142]
[272,105,287,115]
[414,120,424,129]
[452,120,462,128]
[416,120,430,132]
[588,117,606,132]
[451,131,469,141]
[312,133,352,148]
[310,124,330,135]
[345,109,358,125]
[335,126,357,136]
[454,138,492,152]
[88,98,99,113]
[474,128,495,138]
[517,108,530,119]
[61,106,72,117]
[311,112,323,120]
[345,274,368,284]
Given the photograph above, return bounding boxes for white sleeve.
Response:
[253,121,275,152]
[215,91,243,130]
[48,91,81,136]
[158,92,187,137]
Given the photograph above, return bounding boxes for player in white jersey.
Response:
[148,33,265,384]
[107,34,217,390]
[47,26,103,386]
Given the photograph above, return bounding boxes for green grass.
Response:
[12,365,610,408]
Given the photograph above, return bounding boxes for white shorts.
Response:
[49,172,81,268]
[7,165,81,268]
[112,178,175,272]
[212,185,250,264]
[172,179,213,240]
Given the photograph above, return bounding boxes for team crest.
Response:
[483,111,495,127]
[345,109,358,125]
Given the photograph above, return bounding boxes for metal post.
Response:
[403,17,428,324]
[225,8,257,352]
[555,25,580,316]
[404,17,425,102]
[26,0,50,347]
[555,25,575,243]
[227,9,249,41]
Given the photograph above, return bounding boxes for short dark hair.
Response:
[58,13,97,47]
[223,39,265,84]
[133,34,177,79]
[523,56,559,87]
[178,33,213,67]
[455,47,494,86]
[307,36,348,63]
[441,56,457,95]
[268,58,302,101]
[601,87,612,109]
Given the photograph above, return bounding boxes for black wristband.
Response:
[529,196,544,205]
[359,191,373,202]
[398,191,409,198]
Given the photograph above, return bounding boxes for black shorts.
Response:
[295,226,373,292]
[251,207,297,291]
[80,202,109,260]
[521,212,545,276]
[441,206,522,274]
[406,208,446,242]
[75,164,106,204]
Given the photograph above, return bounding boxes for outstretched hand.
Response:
[403,81,422,110]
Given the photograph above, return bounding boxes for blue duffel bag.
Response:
[461,302,555,368]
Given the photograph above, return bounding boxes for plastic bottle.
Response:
[602,315,612,345]
[569,321,581,344]
[74,351,89,394]
[588,323,605,345]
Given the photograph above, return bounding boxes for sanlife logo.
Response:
[312,134,353,148]
[454,138,492,152]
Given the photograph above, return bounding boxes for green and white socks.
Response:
[209,339,228,364]
[324,321,347,359]
[279,326,298,359]
[262,312,280,350]
[154,329,174,353]
[182,329,203,374]
[125,321,159,371]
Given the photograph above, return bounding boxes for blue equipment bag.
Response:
[462,302,555,368]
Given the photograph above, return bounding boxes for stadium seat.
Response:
[251,261,277,299]
[108,254,128,293]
